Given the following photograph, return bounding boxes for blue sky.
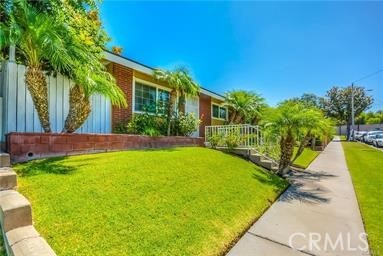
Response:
[100,1,383,110]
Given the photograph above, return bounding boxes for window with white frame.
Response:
[212,104,227,120]
[134,82,170,114]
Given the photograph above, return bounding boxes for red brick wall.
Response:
[7,133,204,163]
[199,93,212,137]
[107,62,216,138]
[108,63,134,130]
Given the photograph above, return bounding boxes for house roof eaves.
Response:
[103,50,225,101]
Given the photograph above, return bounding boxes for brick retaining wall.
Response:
[6,133,204,163]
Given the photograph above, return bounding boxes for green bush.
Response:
[176,112,201,136]
[207,133,223,149]
[142,127,162,137]
[114,111,201,137]
[113,122,129,134]
[225,131,242,151]
[113,112,167,136]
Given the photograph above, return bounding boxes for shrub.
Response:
[225,131,241,151]
[207,134,223,149]
[114,112,167,136]
[142,127,162,137]
[174,112,201,136]
[114,122,129,134]
[114,111,201,137]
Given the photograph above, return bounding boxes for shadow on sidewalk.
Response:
[280,170,337,204]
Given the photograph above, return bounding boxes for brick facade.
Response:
[6,133,204,163]
[108,63,134,130]
[199,93,212,137]
[107,59,223,137]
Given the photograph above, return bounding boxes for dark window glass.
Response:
[157,89,170,114]
[212,105,219,118]
[135,82,156,113]
[219,107,227,120]
[212,105,227,120]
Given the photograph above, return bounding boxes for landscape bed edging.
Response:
[6,132,204,163]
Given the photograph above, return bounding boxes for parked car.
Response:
[372,134,383,147]
[354,131,367,141]
[365,131,383,144]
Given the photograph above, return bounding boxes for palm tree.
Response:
[266,101,333,174]
[153,67,200,136]
[60,8,127,133]
[225,90,266,124]
[290,108,332,163]
[63,66,127,133]
[0,1,75,132]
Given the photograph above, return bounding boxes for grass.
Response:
[0,233,4,256]
[14,147,287,256]
[342,142,383,256]
[293,147,320,169]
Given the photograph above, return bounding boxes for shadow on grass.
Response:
[251,168,289,194]
[279,170,337,204]
[15,157,77,177]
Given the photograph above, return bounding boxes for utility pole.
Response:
[351,83,355,128]
[350,83,355,140]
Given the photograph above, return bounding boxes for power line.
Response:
[352,69,383,83]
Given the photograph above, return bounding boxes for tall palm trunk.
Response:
[229,111,238,124]
[167,89,177,136]
[25,66,51,133]
[63,85,91,133]
[291,133,310,163]
[278,130,294,175]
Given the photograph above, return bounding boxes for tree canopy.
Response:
[264,101,333,174]
[224,90,267,125]
[321,86,373,126]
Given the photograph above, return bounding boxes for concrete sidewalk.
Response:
[227,138,370,256]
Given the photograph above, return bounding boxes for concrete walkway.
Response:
[227,138,370,256]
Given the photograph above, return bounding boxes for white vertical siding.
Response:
[1,61,112,141]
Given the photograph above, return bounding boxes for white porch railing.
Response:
[204,124,263,149]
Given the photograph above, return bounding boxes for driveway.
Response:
[227,138,369,256]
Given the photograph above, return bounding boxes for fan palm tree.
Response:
[0,0,75,132]
[63,65,127,133]
[60,7,127,133]
[266,102,307,174]
[266,101,333,174]
[225,90,266,124]
[153,67,200,136]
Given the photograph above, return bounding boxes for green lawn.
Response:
[342,142,383,255]
[293,147,320,169]
[14,147,287,256]
[0,234,4,256]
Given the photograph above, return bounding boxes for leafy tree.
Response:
[357,111,383,125]
[290,93,323,109]
[321,86,373,138]
[0,0,76,132]
[57,4,126,132]
[1,0,126,133]
[224,90,266,124]
[265,101,333,175]
[153,67,200,136]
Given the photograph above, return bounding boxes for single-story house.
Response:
[0,51,228,147]
[103,50,228,137]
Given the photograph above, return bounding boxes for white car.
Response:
[365,131,383,144]
[354,131,367,141]
[373,134,383,147]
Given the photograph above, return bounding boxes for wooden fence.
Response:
[0,61,112,142]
